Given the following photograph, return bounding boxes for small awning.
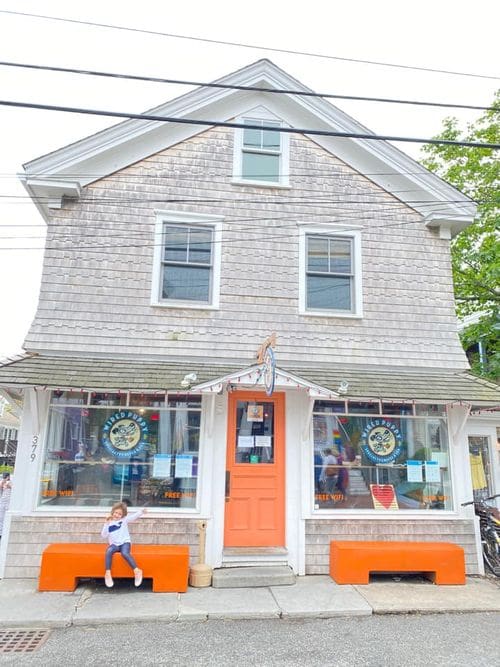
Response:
[0,353,498,404]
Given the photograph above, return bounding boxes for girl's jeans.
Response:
[105,542,138,570]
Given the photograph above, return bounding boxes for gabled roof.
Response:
[21,59,475,234]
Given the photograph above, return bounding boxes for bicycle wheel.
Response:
[482,532,500,577]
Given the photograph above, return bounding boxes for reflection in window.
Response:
[161,224,213,302]
[305,234,354,312]
[312,407,452,512]
[241,119,281,183]
[40,395,202,509]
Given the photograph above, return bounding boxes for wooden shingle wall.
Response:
[25,127,467,369]
[305,518,480,575]
[3,516,199,579]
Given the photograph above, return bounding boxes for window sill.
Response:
[299,309,362,319]
[151,302,219,311]
[231,178,291,190]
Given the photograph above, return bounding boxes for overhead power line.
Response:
[1,61,498,113]
[1,10,499,81]
[2,99,499,149]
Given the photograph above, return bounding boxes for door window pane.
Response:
[235,401,274,464]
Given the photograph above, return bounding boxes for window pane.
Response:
[164,226,188,262]
[307,237,329,272]
[313,413,453,511]
[307,275,351,310]
[330,239,351,273]
[162,265,210,302]
[242,152,279,182]
[262,124,280,149]
[243,125,262,148]
[188,228,212,265]
[39,405,201,509]
[51,391,88,405]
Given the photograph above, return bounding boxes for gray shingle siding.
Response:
[24,128,467,369]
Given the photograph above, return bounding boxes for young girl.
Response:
[101,501,146,588]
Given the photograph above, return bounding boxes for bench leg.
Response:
[330,564,370,585]
[432,569,466,585]
[39,575,78,592]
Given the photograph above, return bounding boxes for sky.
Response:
[0,0,498,358]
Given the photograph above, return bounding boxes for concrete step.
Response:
[221,547,288,568]
[212,565,296,588]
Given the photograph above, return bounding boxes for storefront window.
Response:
[312,403,452,511]
[39,393,202,509]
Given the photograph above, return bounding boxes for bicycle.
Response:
[462,493,500,577]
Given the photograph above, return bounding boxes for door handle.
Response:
[225,470,230,501]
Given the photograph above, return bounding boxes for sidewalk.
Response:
[0,576,498,628]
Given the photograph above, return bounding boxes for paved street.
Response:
[1,612,498,666]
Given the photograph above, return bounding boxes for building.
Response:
[0,389,21,468]
[0,60,499,580]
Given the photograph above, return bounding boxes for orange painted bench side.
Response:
[38,543,190,593]
[329,540,465,585]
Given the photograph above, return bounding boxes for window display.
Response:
[39,393,201,509]
[312,402,452,511]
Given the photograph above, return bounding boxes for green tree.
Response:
[421,91,500,380]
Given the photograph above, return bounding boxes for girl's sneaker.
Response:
[104,572,114,588]
[134,568,143,587]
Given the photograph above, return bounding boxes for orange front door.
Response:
[224,391,285,547]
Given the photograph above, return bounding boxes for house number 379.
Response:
[31,435,39,462]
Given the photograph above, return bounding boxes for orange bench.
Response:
[330,541,465,585]
[38,544,190,593]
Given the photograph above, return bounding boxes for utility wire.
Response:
[1,10,499,81]
[0,217,468,253]
[2,100,500,149]
[1,60,498,113]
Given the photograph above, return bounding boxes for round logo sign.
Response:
[361,419,403,464]
[102,411,148,458]
[263,346,276,396]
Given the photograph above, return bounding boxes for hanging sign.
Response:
[102,411,148,458]
[263,346,276,396]
[361,419,403,464]
[256,333,277,396]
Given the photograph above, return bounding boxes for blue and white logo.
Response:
[361,419,403,464]
[102,411,148,458]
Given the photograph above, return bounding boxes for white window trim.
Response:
[232,107,290,188]
[298,224,363,318]
[151,210,223,310]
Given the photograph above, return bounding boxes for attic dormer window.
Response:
[233,111,289,187]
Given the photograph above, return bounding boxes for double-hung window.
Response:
[233,109,289,186]
[299,227,362,317]
[152,212,222,308]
